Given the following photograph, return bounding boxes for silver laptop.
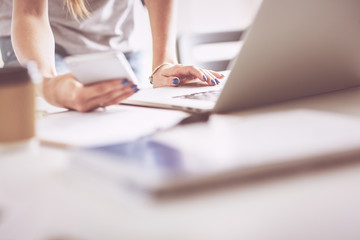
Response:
[123,0,360,113]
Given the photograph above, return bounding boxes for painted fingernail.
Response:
[134,88,140,93]
[172,78,180,84]
[203,75,207,81]
[211,79,216,85]
[122,79,129,85]
[221,73,225,77]
[130,84,137,89]
[215,78,220,84]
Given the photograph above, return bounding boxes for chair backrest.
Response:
[176,30,245,71]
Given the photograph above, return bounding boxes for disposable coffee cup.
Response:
[0,63,40,144]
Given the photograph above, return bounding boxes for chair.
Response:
[176,30,245,71]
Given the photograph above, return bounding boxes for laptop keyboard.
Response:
[173,90,222,102]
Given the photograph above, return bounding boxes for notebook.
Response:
[123,0,360,113]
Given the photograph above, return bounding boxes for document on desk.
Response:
[36,105,189,148]
[76,109,360,195]
[157,109,360,191]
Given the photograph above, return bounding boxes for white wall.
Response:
[175,0,262,66]
[176,0,262,34]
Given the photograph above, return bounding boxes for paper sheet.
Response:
[37,105,189,148]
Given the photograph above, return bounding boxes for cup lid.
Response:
[0,66,31,86]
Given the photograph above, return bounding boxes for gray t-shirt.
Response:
[0,0,148,55]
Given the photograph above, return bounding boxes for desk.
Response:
[1,87,360,240]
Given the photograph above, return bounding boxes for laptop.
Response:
[123,0,360,114]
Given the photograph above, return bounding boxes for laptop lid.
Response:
[214,0,360,113]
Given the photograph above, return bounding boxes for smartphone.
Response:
[64,51,138,85]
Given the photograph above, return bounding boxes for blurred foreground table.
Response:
[1,87,360,240]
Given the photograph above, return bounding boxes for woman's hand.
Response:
[151,64,225,88]
[40,73,138,112]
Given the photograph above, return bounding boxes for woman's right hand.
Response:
[40,73,138,112]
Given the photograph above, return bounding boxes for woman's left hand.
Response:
[151,64,225,88]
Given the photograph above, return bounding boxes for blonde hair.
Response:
[64,0,90,20]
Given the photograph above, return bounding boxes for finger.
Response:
[161,65,208,83]
[202,69,218,85]
[103,89,137,106]
[75,81,138,112]
[82,78,128,99]
[88,85,137,111]
[92,82,138,107]
[71,80,125,111]
[153,75,181,88]
[198,68,213,85]
[209,70,226,79]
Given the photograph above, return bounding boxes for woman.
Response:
[0,0,223,112]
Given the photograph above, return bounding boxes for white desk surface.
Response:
[1,87,360,240]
